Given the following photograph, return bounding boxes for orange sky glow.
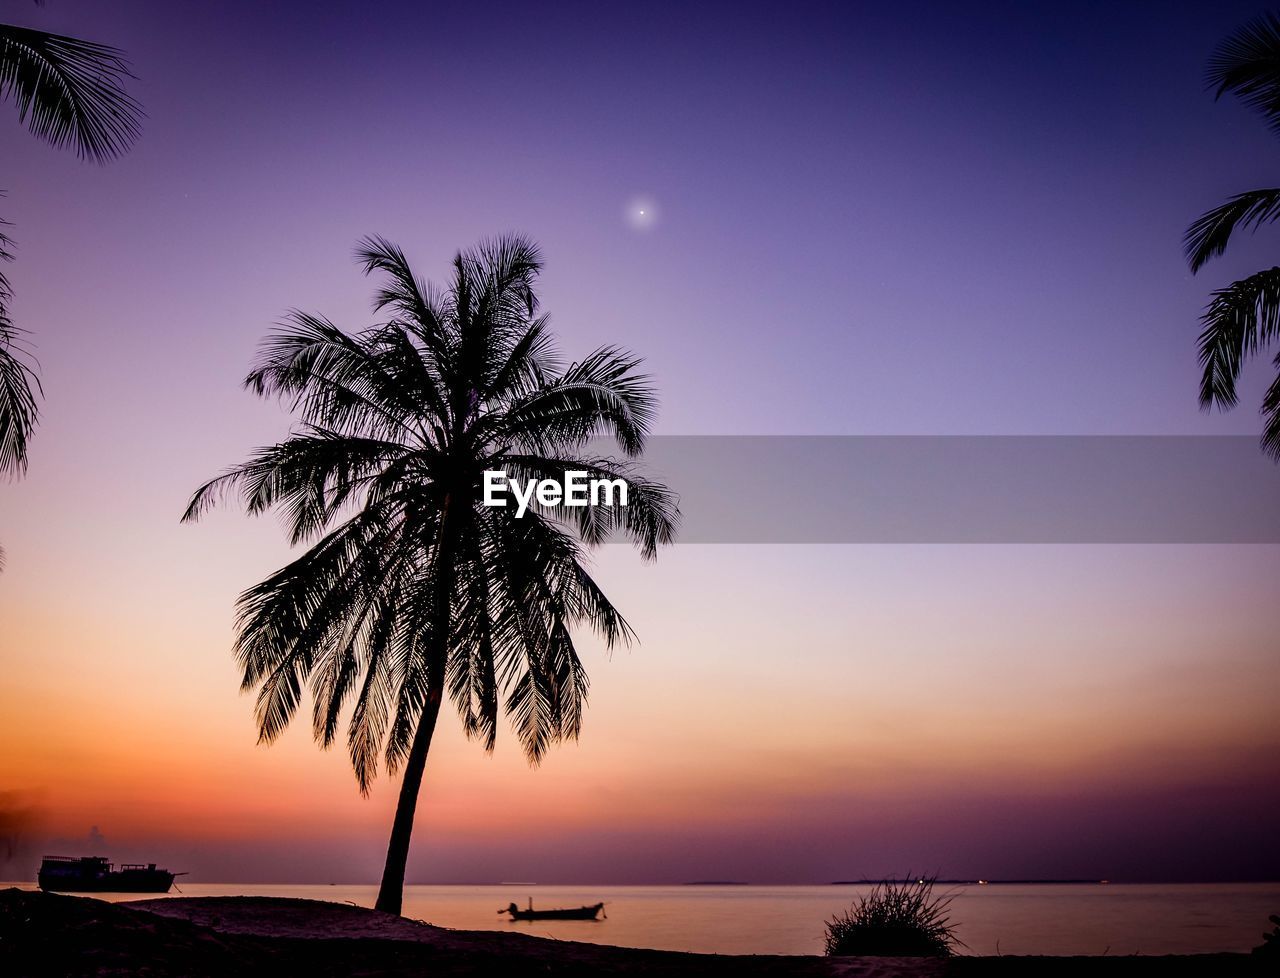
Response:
[4,538,1277,882]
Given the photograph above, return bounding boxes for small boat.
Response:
[37,855,183,893]
[499,899,605,921]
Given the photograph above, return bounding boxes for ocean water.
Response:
[11,881,1278,956]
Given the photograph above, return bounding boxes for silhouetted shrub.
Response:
[824,876,959,957]
[1255,913,1280,958]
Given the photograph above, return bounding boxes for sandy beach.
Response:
[0,889,1264,976]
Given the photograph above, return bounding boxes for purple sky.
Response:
[7,0,1280,440]
[1,0,1278,883]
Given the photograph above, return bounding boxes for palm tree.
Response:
[183,236,679,914]
[0,11,143,478]
[1184,13,1280,460]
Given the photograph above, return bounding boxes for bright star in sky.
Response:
[626,196,658,230]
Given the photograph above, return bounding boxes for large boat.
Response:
[37,855,180,893]
[499,899,604,921]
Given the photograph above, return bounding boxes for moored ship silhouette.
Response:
[37,855,182,893]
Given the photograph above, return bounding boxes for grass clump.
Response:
[1255,913,1280,958]
[824,876,960,957]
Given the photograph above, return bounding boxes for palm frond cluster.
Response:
[0,14,143,487]
[0,213,40,476]
[1186,12,1280,459]
[0,23,142,163]
[184,236,678,790]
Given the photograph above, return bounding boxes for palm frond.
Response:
[0,211,13,265]
[1196,267,1280,410]
[181,426,412,543]
[496,451,679,559]
[0,23,142,162]
[234,507,399,688]
[485,315,559,402]
[246,312,435,439]
[384,567,448,773]
[1207,12,1280,135]
[1262,358,1280,460]
[346,604,399,791]
[356,236,436,323]
[447,542,500,750]
[1184,188,1280,272]
[468,234,542,328]
[0,209,40,475]
[495,346,657,455]
[0,317,41,475]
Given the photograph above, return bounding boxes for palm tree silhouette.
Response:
[1185,13,1280,459]
[183,236,679,914]
[0,8,142,491]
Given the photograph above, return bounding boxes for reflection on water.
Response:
[8,882,1278,955]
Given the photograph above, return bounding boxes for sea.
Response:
[9,881,1279,956]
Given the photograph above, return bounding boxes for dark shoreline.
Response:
[0,889,1266,977]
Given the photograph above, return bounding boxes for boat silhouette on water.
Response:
[37,856,182,893]
[499,899,605,921]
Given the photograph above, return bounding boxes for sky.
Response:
[1,0,1278,883]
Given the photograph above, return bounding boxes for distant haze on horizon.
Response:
[1,0,1278,884]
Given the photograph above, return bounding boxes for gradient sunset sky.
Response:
[1,0,1278,883]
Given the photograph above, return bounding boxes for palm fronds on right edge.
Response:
[1196,267,1280,460]
[1184,188,1280,273]
[1185,16,1280,461]
[1208,12,1280,135]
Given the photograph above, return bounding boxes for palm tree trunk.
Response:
[374,491,456,915]
[374,672,444,914]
